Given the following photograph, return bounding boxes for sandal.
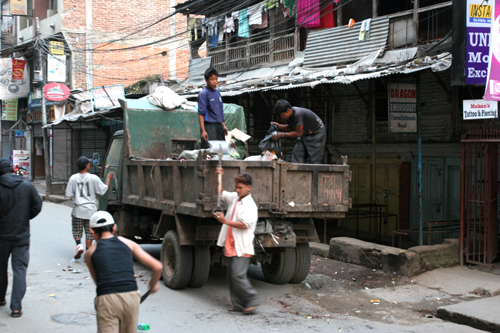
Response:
[11,310,22,318]
[242,307,257,315]
[0,300,6,306]
[228,307,242,312]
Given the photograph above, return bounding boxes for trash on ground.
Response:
[370,299,380,305]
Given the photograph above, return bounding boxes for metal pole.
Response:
[372,0,378,18]
[37,18,51,194]
[371,81,377,235]
[413,0,419,46]
[416,75,423,245]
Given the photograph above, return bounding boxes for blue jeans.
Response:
[0,238,30,311]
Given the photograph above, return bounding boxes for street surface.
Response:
[0,202,490,332]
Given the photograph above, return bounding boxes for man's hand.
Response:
[271,132,282,141]
[149,281,160,293]
[213,212,226,224]
[271,122,280,127]
[201,130,209,142]
[223,124,228,135]
[216,167,224,175]
[106,172,115,181]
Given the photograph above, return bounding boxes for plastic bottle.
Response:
[138,323,150,331]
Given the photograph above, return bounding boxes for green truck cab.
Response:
[97,98,351,289]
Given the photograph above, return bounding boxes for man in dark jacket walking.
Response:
[0,158,42,317]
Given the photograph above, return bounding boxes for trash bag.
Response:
[258,124,282,158]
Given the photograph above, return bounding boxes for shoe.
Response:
[74,244,84,259]
[0,300,6,306]
[11,310,22,317]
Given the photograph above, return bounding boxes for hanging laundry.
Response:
[348,18,355,28]
[238,8,250,38]
[359,18,371,40]
[188,17,198,41]
[253,12,269,29]
[319,0,335,29]
[201,18,207,37]
[232,11,239,20]
[224,15,235,33]
[297,0,320,28]
[217,16,225,42]
[248,2,264,26]
[284,0,296,16]
[265,0,277,10]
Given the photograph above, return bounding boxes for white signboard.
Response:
[12,150,31,181]
[388,83,417,133]
[93,85,125,109]
[463,99,498,119]
[0,58,30,99]
[47,54,66,82]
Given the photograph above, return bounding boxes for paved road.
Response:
[0,202,483,332]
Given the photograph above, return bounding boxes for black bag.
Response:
[258,124,282,158]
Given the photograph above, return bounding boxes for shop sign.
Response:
[466,0,492,85]
[12,150,30,181]
[10,0,27,15]
[93,84,125,109]
[11,59,26,83]
[388,83,417,133]
[28,92,56,108]
[463,99,498,119]
[44,83,70,102]
[1,99,18,121]
[49,41,64,55]
[485,0,500,100]
[0,58,29,99]
[47,54,66,82]
[15,130,25,137]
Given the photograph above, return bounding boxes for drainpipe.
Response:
[371,81,377,235]
[373,0,378,18]
[416,75,423,245]
[413,0,419,46]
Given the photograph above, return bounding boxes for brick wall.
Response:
[62,0,190,88]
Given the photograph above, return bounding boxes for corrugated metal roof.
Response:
[304,17,390,68]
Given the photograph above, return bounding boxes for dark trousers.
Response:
[0,238,30,311]
[201,123,226,149]
[292,129,327,164]
[227,257,259,310]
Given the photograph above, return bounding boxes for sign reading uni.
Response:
[388,83,417,133]
[485,0,500,100]
[463,99,498,119]
[466,0,492,85]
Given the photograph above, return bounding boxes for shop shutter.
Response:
[52,124,72,181]
[34,123,43,137]
[80,128,108,175]
[1,135,9,158]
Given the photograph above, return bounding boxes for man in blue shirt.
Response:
[198,67,228,149]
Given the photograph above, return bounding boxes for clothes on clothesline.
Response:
[238,8,250,38]
[359,18,371,40]
[248,2,264,25]
[188,17,197,41]
[253,12,269,29]
[297,0,320,28]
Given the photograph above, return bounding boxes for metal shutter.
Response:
[80,128,108,175]
[52,124,72,181]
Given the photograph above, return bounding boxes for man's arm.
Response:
[65,177,75,198]
[120,237,163,293]
[215,213,247,229]
[221,121,228,135]
[272,125,303,140]
[84,244,98,284]
[271,122,293,132]
[198,113,208,142]
[29,184,43,219]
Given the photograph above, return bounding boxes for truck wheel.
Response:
[262,250,296,284]
[161,230,193,289]
[288,243,311,284]
[188,246,211,288]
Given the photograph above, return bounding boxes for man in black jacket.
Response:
[0,158,42,317]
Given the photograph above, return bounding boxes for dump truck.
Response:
[96,98,351,289]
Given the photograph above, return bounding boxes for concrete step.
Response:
[437,295,500,332]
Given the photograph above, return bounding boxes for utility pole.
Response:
[36,18,51,194]
[413,0,419,46]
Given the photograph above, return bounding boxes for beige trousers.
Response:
[94,290,141,333]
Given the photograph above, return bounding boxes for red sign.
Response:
[11,59,26,83]
[44,83,70,102]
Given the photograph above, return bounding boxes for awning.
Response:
[43,106,121,128]
[177,51,452,98]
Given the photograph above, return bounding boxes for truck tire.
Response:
[188,246,211,288]
[161,230,193,289]
[262,249,296,285]
[288,243,311,284]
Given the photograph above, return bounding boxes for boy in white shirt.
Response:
[65,156,113,259]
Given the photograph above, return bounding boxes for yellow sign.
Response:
[10,0,27,16]
[470,4,492,18]
[50,41,65,55]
